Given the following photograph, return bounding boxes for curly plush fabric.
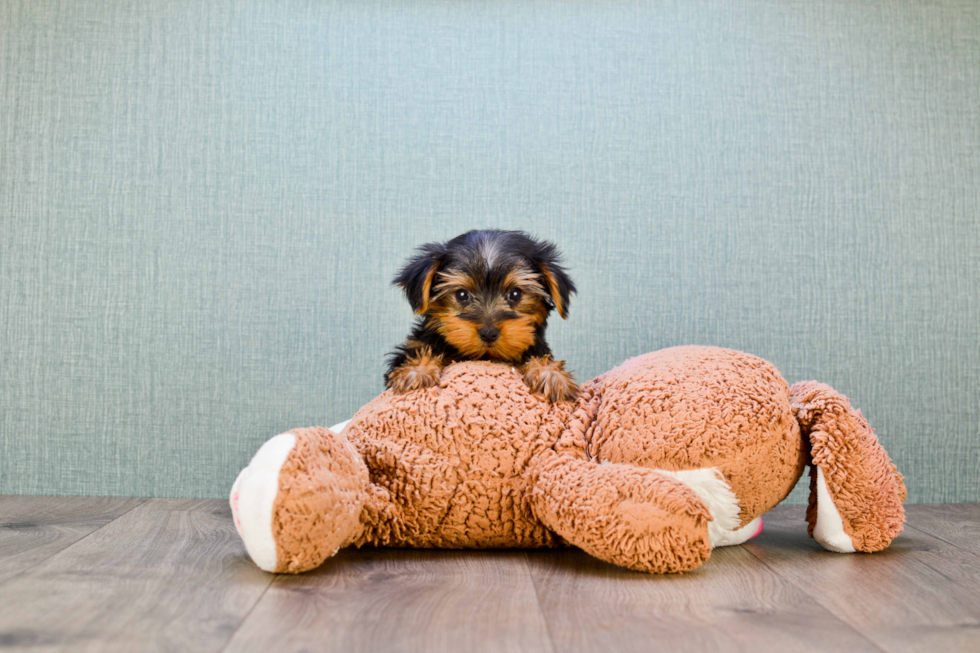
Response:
[791,381,907,552]
[574,347,807,526]
[237,345,905,574]
[271,427,369,573]
[345,362,568,549]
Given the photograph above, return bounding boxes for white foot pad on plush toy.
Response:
[230,432,297,572]
[655,467,763,547]
[813,466,856,553]
[713,516,764,547]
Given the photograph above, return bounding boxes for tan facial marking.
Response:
[490,317,537,361]
[503,268,547,296]
[430,302,538,362]
[432,269,478,300]
[435,313,487,358]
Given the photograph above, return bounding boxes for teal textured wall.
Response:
[1,0,978,502]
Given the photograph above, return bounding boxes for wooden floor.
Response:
[0,499,978,653]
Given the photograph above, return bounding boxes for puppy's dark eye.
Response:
[506,288,522,303]
[455,290,470,304]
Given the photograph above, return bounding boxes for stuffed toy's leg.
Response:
[791,381,906,553]
[230,425,369,573]
[528,453,716,573]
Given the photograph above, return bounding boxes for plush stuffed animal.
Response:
[230,346,905,574]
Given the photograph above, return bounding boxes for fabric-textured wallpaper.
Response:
[1,0,978,502]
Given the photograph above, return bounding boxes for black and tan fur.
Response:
[385,230,578,402]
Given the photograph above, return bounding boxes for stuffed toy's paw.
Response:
[231,425,368,573]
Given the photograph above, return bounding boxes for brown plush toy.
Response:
[230,346,906,574]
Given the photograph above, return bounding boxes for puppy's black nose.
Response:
[478,326,500,344]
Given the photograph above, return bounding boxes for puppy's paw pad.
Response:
[523,357,578,403]
[388,368,440,393]
[387,353,444,393]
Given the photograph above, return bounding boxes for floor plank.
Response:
[0,495,144,584]
[745,505,980,653]
[0,499,272,653]
[0,497,977,652]
[527,543,881,653]
[222,548,555,653]
[905,503,980,556]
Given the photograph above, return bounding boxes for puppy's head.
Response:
[393,230,576,361]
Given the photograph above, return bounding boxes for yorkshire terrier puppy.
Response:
[385,229,578,402]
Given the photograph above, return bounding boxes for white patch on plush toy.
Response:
[813,466,856,553]
[713,515,763,547]
[654,467,742,547]
[229,432,297,572]
[329,419,351,434]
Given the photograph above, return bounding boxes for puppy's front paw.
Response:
[387,349,444,393]
[522,356,578,403]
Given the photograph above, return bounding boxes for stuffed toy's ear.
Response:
[393,242,447,315]
[530,240,576,319]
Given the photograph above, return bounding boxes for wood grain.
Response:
[745,505,980,652]
[1,497,979,652]
[526,543,880,653]
[905,503,980,556]
[0,495,144,584]
[0,499,272,653]
[222,548,554,653]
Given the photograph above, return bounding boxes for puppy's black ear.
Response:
[393,242,446,315]
[529,239,576,319]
